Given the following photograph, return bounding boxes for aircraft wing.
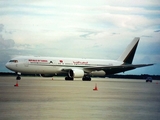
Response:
[83,63,154,74]
[60,63,154,75]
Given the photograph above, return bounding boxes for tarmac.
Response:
[0,76,160,120]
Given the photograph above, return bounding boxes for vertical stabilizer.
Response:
[117,37,140,64]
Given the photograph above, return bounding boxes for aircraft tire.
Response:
[16,76,21,80]
[82,76,91,81]
[146,80,152,82]
[65,76,74,81]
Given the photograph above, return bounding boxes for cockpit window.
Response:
[9,60,18,63]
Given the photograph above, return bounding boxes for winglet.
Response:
[117,37,140,64]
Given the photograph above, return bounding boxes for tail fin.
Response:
[117,37,140,64]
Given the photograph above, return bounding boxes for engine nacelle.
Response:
[68,69,84,78]
[90,70,106,77]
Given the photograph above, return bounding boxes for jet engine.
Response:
[68,69,84,78]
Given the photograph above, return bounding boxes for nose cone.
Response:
[5,62,11,70]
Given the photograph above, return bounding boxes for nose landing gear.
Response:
[14,72,21,87]
[16,72,21,80]
[16,75,21,80]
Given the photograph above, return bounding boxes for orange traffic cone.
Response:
[93,83,98,91]
[14,81,19,87]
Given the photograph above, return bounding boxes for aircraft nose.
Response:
[5,62,10,69]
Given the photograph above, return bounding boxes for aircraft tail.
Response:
[117,37,140,64]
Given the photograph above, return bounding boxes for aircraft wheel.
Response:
[82,76,91,81]
[65,76,74,81]
[16,76,21,80]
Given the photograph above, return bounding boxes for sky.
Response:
[0,0,160,75]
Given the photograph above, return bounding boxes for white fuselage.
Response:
[6,56,123,74]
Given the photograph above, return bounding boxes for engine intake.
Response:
[68,69,84,78]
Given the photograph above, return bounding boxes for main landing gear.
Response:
[82,76,91,81]
[65,76,74,80]
[65,76,91,81]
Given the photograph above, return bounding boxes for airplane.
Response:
[5,37,153,81]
